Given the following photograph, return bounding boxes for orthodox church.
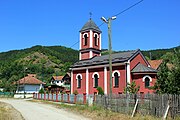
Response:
[70,18,157,95]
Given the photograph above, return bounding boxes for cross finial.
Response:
[89,12,92,20]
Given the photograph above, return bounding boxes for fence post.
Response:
[33,93,35,99]
[52,93,53,101]
[38,93,40,99]
[83,93,86,104]
[56,93,58,102]
[74,94,77,104]
[67,94,70,103]
[44,92,46,100]
[61,94,63,102]
[48,93,50,101]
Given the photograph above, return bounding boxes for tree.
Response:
[124,81,140,94]
[96,86,104,95]
[154,48,180,94]
[124,81,140,103]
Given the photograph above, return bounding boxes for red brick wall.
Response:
[81,32,90,49]
[89,68,104,94]
[73,70,86,94]
[132,74,156,94]
[130,53,148,70]
[81,51,89,60]
[111,66,126,94]
[92,32,100,50]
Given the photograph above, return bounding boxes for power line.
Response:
[69,0,144,48]
[114,0,144,17]
[70,41,79,48]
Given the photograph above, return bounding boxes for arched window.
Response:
[112,70,120,87]
[84,34,88,46]
[76,74,82,88]
[94,34,98,46]
[114,72,119,87]
[145,77,150,88]
[143,75,152,88]
[92,72,99,88]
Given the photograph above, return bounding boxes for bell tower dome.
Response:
[79,19,102,60]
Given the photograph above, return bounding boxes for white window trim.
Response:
[93,33,99,46]
[142,75,152,82]
[92,72,99,87]
[76,74,82,88]
[112,70,120,77]
[83,33,89,38]
[83,33,88,46]
[112,70,120,87]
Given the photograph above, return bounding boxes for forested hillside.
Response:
[0,45,179,92]
[0,45,78,91]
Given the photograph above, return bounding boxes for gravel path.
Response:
[0,99,90,120]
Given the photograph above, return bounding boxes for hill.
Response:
[0,45,179,92]
[0,45,78,91]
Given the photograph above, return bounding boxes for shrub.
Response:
[39,88,45,94]
[96,87,104,95]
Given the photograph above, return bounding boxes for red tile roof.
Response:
[17,74,45,85]
[52,76,64,81]
[148,59,163,70]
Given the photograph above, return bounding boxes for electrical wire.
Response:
[70,0,144,48]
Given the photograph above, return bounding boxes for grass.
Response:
[0,101,24,120]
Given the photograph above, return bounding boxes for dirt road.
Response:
[0,99,90,120]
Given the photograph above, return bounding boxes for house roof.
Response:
[17,74,45,85]
[131,63,157,73]
[52,76,64,81]
[72,49,140,68]
[148,59,163,70]
[80,19,101,33]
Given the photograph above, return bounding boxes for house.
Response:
[46,73,71,93]
[70,18,158,95]
[148,59,163,70]
[51,73,71,87]
[51,76,64,86]
[16,74,45,93]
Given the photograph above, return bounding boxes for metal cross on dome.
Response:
[89,12,92,19]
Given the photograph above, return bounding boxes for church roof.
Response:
[131,63,157,73]
[72,49,140,68]
[80,19,101,33]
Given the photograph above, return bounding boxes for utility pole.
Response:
[108,18,113,97]
[101,16,116,98]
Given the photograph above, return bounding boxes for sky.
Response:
[0,0,179,52]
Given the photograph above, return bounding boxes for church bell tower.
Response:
[79,18,102,60]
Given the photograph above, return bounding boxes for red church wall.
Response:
[111,66,126,94]
[132,74,156,94]
[81,32,90,49]
[81,52,90,60]
[130,53,148,70]
[93,52,100,57]
[89,68,104,94]
[73,70,86,94]
[92,32,100,50]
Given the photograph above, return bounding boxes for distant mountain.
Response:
[102,46,180,60]
[0,45,179,91]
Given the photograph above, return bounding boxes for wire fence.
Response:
[0,92,14,97]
